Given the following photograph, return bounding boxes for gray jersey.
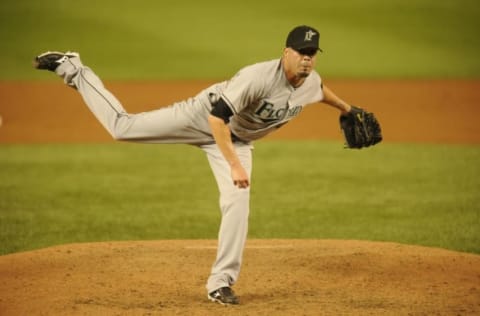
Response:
[197,59,324,142]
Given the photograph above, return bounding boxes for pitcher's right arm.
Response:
[208,114,249,189]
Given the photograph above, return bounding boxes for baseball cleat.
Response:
[33,51,79,71]
[208,287,239,305]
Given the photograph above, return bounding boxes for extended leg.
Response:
[49,53,210,144]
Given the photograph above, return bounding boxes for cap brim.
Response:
[292,43,323,52]
[291,46,323,53]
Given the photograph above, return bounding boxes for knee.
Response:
[110,114,133,141]
[219,188,250,215]
[111,130,128,141]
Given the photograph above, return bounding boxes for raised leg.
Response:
[54,55,211,144]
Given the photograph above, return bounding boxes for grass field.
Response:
[1,1,479,258]
[0,0,479,79]
[1,141,479,255]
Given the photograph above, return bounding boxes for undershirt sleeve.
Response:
[210,97,234,123]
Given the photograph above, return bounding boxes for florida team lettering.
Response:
[255,101,302,122]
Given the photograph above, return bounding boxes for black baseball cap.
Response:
[286,25,323,52]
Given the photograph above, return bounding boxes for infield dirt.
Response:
[1,80,479,144]
[0,80,479,315]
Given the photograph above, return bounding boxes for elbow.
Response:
[208,114,227,126]
[208,114,232,140]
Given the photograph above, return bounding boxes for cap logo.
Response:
[304,30,316,41]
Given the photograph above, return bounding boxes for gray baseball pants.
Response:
[56,56,251,293]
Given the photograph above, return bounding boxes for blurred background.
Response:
[0,0,479,80]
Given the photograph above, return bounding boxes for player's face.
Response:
[284,47,318,81]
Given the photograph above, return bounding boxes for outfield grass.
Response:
[1,0,479,80]
[1,0,479,268]
[1,141,479,255]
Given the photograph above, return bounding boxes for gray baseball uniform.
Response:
[55,54,324,293]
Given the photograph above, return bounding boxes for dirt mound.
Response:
[1,240,479,315]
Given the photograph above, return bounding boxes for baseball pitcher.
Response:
[33,25,381,305]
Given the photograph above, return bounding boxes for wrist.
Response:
[340,104,351,115]
[229,160,242,168]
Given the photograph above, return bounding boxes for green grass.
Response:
[1,141,479,255]
[0,0,479,80]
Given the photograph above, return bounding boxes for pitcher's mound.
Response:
[0,239,479,315]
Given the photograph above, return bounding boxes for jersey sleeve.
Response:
[220,65,264,114]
